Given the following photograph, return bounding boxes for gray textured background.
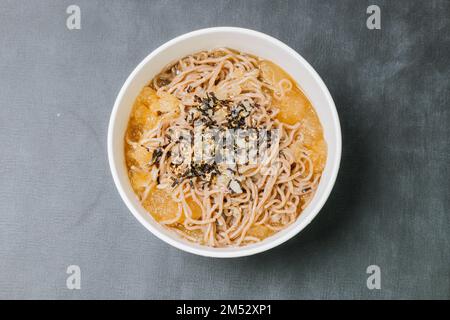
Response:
[0,0,449,299]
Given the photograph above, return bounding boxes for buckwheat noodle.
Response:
[126,48,324,247]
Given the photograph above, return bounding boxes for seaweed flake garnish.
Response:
[171,162,220,188]
[150,147,163,165]
[226,100,254,129]
[171,93,257,190]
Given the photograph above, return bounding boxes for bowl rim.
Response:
[108,26,342,258]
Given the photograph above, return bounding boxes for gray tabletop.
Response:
[0,0,449,300]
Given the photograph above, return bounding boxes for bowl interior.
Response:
[108,27,341,257]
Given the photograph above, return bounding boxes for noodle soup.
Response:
[124,48,326,247]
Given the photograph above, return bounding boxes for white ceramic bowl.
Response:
[108,27,341,258]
